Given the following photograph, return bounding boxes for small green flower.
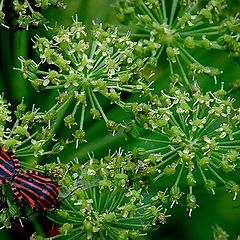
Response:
[125,84,240,213]
[0,0,64,29]
[0,0,65,29]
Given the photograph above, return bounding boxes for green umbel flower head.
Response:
[47,150,168,239]
[19,17,151,147]
[115,0,240,86]
[124,83,240,216]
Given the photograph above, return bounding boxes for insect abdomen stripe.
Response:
[0,148,59,211]
[0,149,20,182]
[13,182,53,210]
[19,172,58,197]
[13,175,58,202]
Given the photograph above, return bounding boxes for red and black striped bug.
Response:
[12,170,60,211]
[0,148,20,184]
[0,148,59,212]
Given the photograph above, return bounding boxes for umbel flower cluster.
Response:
[0,0,64,29]
[41,150,168,240]
[115,0,240,85]
[124,83,240,216]
[19,18,151,146]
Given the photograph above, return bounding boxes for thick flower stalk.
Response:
[45,150,168,240]
[0,0,64,29]
[19,17,150,146]
[115,0,239,86]
[124,84,240,216]
[0,94,63,157]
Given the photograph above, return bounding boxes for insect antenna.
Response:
[60,184,83,203]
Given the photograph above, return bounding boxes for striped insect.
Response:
[0,148,20,184]
[12,170,60,211]
[0,148,59,211]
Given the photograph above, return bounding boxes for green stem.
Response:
[181,31,220,37]
[79,103,86,130]
[175,55,191,90]
[233,129,240,135]
[45,85,66,89]
[161,0,167,24]
[144,145,171,154]
[155,45,165,63]
[86,186,98,210]
[16,150,54,157]
[138,137,170,144]
[129,24,151,34]
[0,0,3,10]
[174,164,184,186]
[108,190,125,212]
[124,33,150,38]
[16,131,38,148]
[89,40,97,60]
[8,119,19,138]
[189,186,193,195]
[72,101,80,117]
[68,231,86,240]
[87,86,96,109]
[156,150,180,168]
[217,139,240,145]
[198,164,207,182]
[217,145,240,149]
[110,221,143,229]
[169,57,174,75]
[153,171,165,181]
[208,165,226,184]
[90,89,108,122]
[178,44,199,64]
[106,85,137,93]
[180,26,220,36]
[194,117,217,139]
[15,145,32,154]
[141,1,159,23]
[44,234,62,240]
[169,0,179,27]
[168,112,186,135]
[25,0,35,13]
